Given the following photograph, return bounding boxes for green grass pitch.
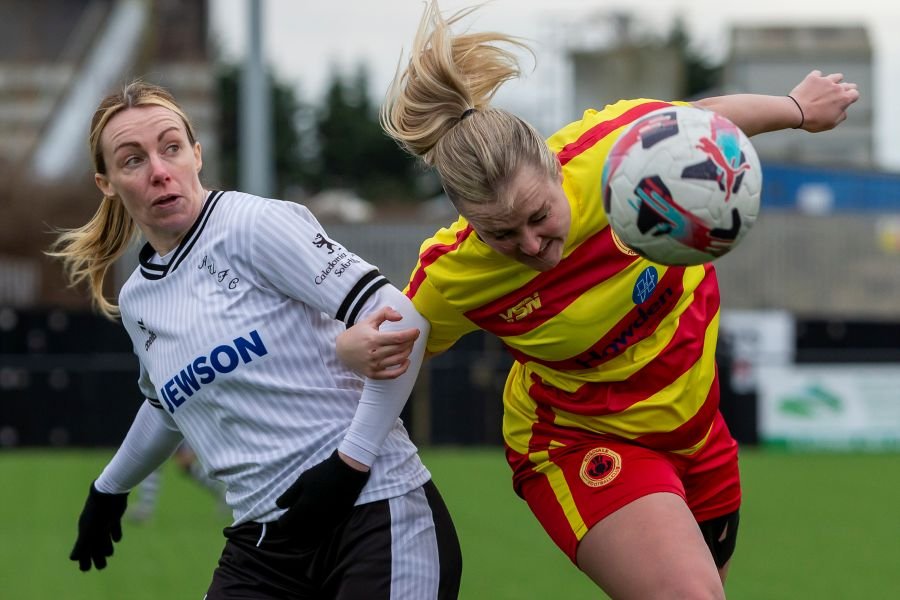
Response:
[1,448,898,599]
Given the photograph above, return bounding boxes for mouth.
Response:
[524,240,560,271]
[537,240,553,258]
[152,193,180,207]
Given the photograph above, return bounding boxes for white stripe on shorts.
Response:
[388,486,441,599]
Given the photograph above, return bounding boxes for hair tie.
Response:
[786,95,805,129]
[460,107,477,120]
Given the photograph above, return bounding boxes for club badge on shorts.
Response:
[579,447,622,487]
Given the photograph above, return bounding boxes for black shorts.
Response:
[205,480,462,600]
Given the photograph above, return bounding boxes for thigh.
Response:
[682,412,741,523]
[681,413,742,578]
[517,438,685,563]
[420,480,463,600]
[577,492,725,600]
[329,481,462,600]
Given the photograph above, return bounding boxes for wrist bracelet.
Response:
[787,95,805,129]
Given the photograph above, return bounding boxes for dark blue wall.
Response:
[762,162,900,213]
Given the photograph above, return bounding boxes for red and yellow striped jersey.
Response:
[405,99,721,457]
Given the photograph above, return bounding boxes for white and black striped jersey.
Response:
[117,190,430,525]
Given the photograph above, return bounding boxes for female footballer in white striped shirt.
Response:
[52,80,461,599]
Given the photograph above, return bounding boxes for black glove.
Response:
[69,482,129,571]
[275,450,370,542]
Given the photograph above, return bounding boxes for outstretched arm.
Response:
[70,402,183,571]
[692,70,860,137]
[93,402,184,493]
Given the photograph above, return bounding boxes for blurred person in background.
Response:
[50,80,461,599]
[337,1,859,598]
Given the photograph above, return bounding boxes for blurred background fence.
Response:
[3,189,900,450]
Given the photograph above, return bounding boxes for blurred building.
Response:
[0,0,218,183]
[561,18,873,169]
[567,13,684,121]
[724,25,873,168]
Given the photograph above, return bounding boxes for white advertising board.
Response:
[757,365,900,450]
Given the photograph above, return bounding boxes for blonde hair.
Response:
[381,0,559,209]
[48,80,198,319]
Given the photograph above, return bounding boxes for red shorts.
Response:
[509,411,741,563]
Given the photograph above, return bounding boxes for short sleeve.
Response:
[251,201,389,324]
[407,276,478,355]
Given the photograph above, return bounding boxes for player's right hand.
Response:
[336,306,420,379]
[70,482,129,571]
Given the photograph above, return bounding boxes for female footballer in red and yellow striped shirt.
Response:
[339,2,859,597]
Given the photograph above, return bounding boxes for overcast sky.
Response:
[209,0,900,170]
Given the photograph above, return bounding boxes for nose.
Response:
[148,154,171,185]
[518,229,543,256]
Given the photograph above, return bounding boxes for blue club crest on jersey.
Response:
[632,267,659,304]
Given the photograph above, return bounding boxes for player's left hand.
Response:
[788,69,860,132]
[275,450,370,544]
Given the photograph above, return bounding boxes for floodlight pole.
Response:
[239,0,274,197]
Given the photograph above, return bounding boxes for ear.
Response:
[194,141,203,173]
[95,172,114,198]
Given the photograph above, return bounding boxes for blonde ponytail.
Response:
[48,195,137,319]
[381,0,558,208]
